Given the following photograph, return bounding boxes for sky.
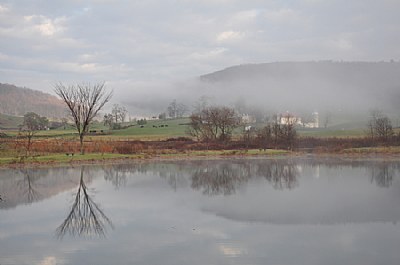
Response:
[0,0,400,110]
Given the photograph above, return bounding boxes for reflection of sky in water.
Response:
[0,158,400,265]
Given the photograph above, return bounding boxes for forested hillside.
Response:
[0,83,66,118]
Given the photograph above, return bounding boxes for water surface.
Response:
[1,157,400,265]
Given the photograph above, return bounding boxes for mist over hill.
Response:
[2,61,400,126]
[198,61,400,114]
[0,83,66,118]
[121,61,400,123]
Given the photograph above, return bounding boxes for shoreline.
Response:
[2,148,400,169]
[0,150,291,169]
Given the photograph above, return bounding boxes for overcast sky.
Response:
[0,0,399,101]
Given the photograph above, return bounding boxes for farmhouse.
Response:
[279,112,319,128]
[240,113,256,124]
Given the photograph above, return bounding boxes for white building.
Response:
[240,113,256,124]
[279,112,319,128]
[304,112,319,128]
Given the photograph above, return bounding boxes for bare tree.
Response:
[193,95,211,114]
[18,112,48,156]
[256,113,298,150]
[167,99,188,118]
[279,113,298,150]
[158,112,166,120]
[374,116,393,140]
[103,113,114,128]
[367,109,394,141]
[167,99,178,118]
[256,125,272,150]
[104,104,127,129]
[187,113,207,141]
[111,104,128,123]
[188,106,240,143]
[54,82,112,154]
[216,107,240,142]
[176,103,188,118]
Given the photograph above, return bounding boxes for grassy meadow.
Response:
[109,118,190,139]
[1,118,190,140]
[0,112,376,140]
[0,115,384,143]
[0,113,23,129]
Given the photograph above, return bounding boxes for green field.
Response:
[0,153,139,166]
[1,115,380,140]
[0,148,293,166]
[0,113,22,129]
[0,118,191,140]
[297,128,366,138]
[110,118,189,138]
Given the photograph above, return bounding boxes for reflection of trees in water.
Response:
[159,171,183,191]
[369,163,395,188]
[191,160,299,195]
[255,160,299,190]
[103,164,129,189]
[103,163,189,191]
[56,167,113,239]
[17,169,43,203]
[308,158,399,188]
[101,160,300,195]
[289,157,400,188]
[191,162,249,195]
[102,158,400,195]
[158,164,189,191]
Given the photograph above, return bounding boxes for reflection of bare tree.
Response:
[18,169,42,203]
[99,158,399,197]
[103,164,128,189]
[56,167,113,239]
[370,163,394,188]
[191,163,248,195]
[159,164,189,192]
[160,171,180,191]
[256,160,299,190]
[190,160,299,195]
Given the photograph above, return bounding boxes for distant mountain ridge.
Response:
[0,83,66,118]
[200,61,400,84]
[198,61,400,114]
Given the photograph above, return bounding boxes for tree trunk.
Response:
[26,135,32,157]
[79,134,84,155]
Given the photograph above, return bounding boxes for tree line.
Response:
[187,106,300,150]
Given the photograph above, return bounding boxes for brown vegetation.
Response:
[2,133,400,159]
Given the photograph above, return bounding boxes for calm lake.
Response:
[1,157,400,265]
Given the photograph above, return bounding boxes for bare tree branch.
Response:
[54,82,112,154]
